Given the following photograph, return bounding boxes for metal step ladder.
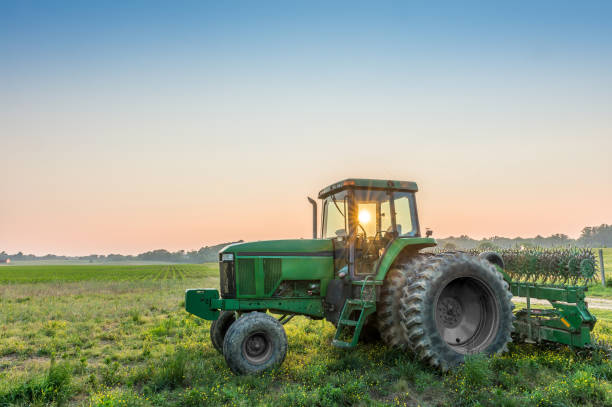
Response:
[332,276,378,348]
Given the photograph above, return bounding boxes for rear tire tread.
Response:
[377,255,427,350]
[400,253,514,371]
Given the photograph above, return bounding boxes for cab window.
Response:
[380,201,392,233]
[393,193,416,236]
[323,195,347,238]
[356,202,377,237]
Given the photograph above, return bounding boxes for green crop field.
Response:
[1,264,611,407]
[0,264,208,284]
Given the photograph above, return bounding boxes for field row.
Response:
[0,263,218,284]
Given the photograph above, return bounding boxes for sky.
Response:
[1,1,611,256]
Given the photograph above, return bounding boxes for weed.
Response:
[130,310,143,324]
[393,356,421,382]
[151,348,189,390]
[460,354,492,389]
[568,369,606,404]
[101,361,122,386]
[148,319,174,337]
[180,387,207,407]
[89,388,147,407]
[318,383,347,405]
[0,358,72,406]
[449,354,493,406]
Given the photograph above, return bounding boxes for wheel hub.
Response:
[242,332,272,364]
[434,277,499,353]
[246,335,266,356]
[436,297,463,328]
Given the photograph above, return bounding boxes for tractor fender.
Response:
[374,237,437,281]
[478,251,512,284]
[478,251,504,269]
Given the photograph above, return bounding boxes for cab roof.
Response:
[318,178,418,199]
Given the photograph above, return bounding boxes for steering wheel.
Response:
[381,225,390,239]
[357,223,368,238]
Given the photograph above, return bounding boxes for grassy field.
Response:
[587,248,612,298]
[1,264,611,407]
[0,264,206,284]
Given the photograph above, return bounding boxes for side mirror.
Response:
[426,229,433,237]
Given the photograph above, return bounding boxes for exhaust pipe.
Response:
[307,197,317,239]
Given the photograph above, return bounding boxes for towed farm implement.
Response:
[185,179,599,374]
[486,248,597,348]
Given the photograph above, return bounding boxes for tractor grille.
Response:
[237,259,256,295]
[219,260,236,298]
[263,258,282,294]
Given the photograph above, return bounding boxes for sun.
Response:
[358,209,371,224]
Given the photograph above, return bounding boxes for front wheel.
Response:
[210,311,236,353]
[223,312,288,375]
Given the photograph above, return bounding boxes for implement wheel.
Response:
[210,311,236,353]
[401,253,514,370]
[223,312,287,375]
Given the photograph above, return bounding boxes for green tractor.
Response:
[186,178,597,374]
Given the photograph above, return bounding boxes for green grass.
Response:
[0,263,611,406]
[0,264,206,284]
[586,248,612,299]
[600,248,612,274]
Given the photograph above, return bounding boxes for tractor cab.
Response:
[317,179,421,278]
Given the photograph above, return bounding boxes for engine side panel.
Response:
[227,239,335,299]
[234,255,334,298]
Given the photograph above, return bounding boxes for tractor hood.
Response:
[220,239,333,257]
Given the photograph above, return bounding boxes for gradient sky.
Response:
[1,1,611,255]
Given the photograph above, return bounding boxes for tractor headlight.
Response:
[221,253,234,262]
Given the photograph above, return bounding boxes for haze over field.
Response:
[1,1,611,256]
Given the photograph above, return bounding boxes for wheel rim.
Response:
[434,277,499,354]
[242,331,272,364]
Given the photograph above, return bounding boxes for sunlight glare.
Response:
[358,209,371,224]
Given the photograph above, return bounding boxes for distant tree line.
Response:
[2,224,611,263]
[0,241,243,263]
[437,224,612,251]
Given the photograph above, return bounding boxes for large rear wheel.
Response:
[377,255,427,349]
[400,253,513,370]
